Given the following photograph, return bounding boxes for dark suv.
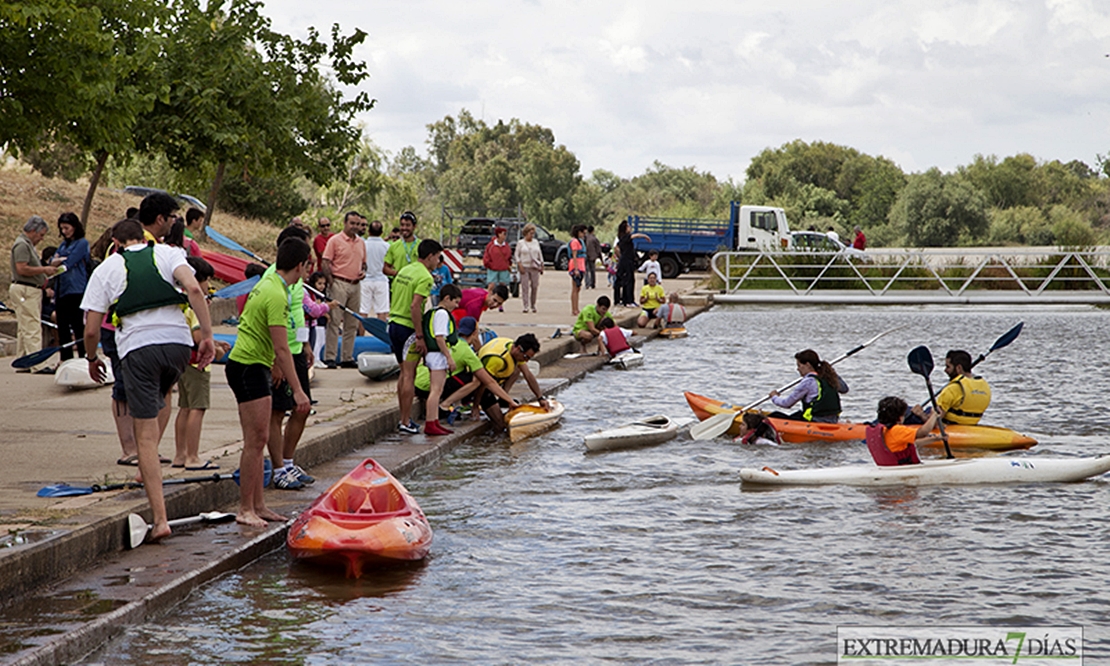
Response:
[455,218,563,266]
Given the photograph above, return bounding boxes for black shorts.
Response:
[643,308,658,319]
[388,322,414,363]
[271,351,312,412]
[226,359,273,404]
[119,343,191,419]
[415,372,472,402]
[100,327,126,403]
[480,384,511,411]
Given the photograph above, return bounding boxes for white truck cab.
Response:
[734,205,791,250]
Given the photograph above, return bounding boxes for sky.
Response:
[259,0,1110,183]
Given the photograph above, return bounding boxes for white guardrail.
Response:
[710,248,1110,305]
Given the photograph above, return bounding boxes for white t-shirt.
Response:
[363,236,390,282]
[639,259,662,282]
[81,244,193,359]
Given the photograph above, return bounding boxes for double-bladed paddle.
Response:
[690,325,906,441]
[918,322,1023,403]
[11,339,79,369]
[126,511,236,549]
[908,345,954,459]
[37,472,231,498]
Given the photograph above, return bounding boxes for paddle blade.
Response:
[37,483,94,498]
[12,346,60,369]
[690,410,738,440]
[206,226,264,262]
[990,322,1023,352]
[358,315,391,345]
[127,513,149,549]
[907,345,934,377]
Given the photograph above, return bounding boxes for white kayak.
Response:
[357,352,399,380]
[608,351,644,370]
[584,415,682,452]
[740,455,1110,487]
[508,399,565,443]
[54,357,114,389]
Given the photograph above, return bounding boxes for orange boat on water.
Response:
[684,391,1037,451]
[286,458,433,577]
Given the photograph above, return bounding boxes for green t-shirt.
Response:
[415,338,483,391]
[384,237,420,273]
[229,270,291,367]
[388,260,433,329]
[263,264,306,354]
[573,304,605,334]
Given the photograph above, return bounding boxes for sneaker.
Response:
[398,421,421,435]
[290,464,315,485]
[325,360,337,369]
[33,366,56,375]
[273,468,304,490]
[339,360,358,369]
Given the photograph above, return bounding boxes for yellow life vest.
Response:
[937,375,992,425]
[478,337,517,381]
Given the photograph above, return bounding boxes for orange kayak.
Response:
[286,458,433,577]
[684,391,1037,451]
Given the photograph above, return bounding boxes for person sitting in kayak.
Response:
[768,349,848,423]
[736,412,781,446]
[597,317,634,360]
[907,349,992,426]
[868,396,944,466]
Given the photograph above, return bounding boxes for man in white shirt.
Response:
[82,213,215,542]
[361,219,390,321]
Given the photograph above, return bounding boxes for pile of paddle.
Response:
[690,322,1024,443]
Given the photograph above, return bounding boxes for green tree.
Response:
[889,169,989,246]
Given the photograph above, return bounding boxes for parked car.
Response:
[124,186,207,213]
[790,231,869,260]
[455,218,564,266]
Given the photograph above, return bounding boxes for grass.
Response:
[0,163,281,294]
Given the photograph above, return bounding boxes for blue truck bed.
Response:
[629,214,734,254]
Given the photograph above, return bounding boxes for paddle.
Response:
[908,345,954,459]
[126,511,236,549]
[563,352,599,359]
[690,325,906,441]
[11,339,79,369]
[205,225,392,346]
[37,472,231,498]
[919,322,1023,403]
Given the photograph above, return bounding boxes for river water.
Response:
[83,306,1110,665]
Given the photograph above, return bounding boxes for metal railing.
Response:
[710,248,1110,305]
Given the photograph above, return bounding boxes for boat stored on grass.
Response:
[740,455,1110,487]
[584,415,684,452]
[684,391,1037,450]
[508,399,565,443]
[286,458,433,578]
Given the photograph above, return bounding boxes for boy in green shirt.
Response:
[573,295,610,353]
[388,238,443,434]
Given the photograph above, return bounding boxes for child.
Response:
[597,316,634,360]
[305,271,332,368]
[605,252,618,287]
[573,295,610,353]
[636,272,665,328]
[639,250,662,285]
[422,283,461,436]
[173,256,231,469]
[736,412,781,446]
[866,396,943,466]
[429,255,454,307]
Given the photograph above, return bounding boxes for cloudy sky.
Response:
[260,0,1110,182]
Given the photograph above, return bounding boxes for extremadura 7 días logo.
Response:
[837,626,1081,665]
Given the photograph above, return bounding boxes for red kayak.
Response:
[286,459,433,577]
[199,248,253,284]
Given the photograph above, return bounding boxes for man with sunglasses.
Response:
[473,333,549,431]
[312,217,332,271]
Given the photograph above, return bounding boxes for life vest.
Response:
[112,243,188,327]
[740,417,782,445]
[940,375,992,425]
[422,306,458,346]
[801,374,840,421]
[478,336,517,381]
[865,424,921,466]
[665,303,686,324]
[602,328,630,357]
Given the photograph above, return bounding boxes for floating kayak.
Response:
[286,458,433,578]
[684,391,1037,451]
[659,326,688,339]
[357,352,399,380]
[740,455,1110,487]
[54,357,114,389]
[508,399,565,443]
[608,351,644,370]
[584,415,683,452]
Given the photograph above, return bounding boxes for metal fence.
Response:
[710,248,1110,305]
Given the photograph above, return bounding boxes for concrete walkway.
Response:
[0,269,712,665]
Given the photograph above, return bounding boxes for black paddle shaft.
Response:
[908,346,954,459]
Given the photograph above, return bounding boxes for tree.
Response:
[889,169,988,246]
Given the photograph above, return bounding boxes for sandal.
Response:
[117,455,139,467]
[185,461,220,471]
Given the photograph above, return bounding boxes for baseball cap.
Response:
[457,316,478,336]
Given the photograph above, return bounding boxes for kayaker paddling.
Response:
[866,396,944,466]
[768,349,848,423]
[907,350,992,426]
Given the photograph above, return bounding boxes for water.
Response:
[83,306,1110,665]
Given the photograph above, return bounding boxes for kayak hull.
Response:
[584,415,680,452]
[54,357,114,389]
[608,351,644,370]
[659,327,687,339]
[508,399,565,443]
[286,458,432,577]
[740,455,1110,487]
[357,352,399,380]
[684,391,1037,450]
